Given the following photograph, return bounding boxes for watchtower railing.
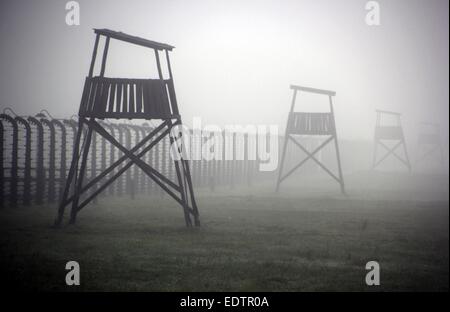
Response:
[289,112,334,135]
[1,112,263,208]
[79,77,179,119]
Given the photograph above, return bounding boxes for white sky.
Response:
[0,0,448,143]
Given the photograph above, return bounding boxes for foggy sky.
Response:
[0,0,448,144]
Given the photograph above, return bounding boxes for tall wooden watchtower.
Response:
[372,110,411,172]
[276,85,346,194]
[55,29,200,227]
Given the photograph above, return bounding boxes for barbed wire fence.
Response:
[0,111,276,208]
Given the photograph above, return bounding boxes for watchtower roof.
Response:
[375,109,401,116]
[94,28,175,51]
[290,85,336,96]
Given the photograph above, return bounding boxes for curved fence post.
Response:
[15,116,32,205]
[52,119,67,201]
[90,123,97,204]
[0,114,19,207]
[63,119,78,201]
[0,119,3,208]
[28,117,45,205]
[1,113,272,208]
[40,118,57,203]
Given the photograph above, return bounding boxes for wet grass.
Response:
[0,174,448,291]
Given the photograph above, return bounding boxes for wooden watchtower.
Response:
[372,110,411,172]
[276,85,346,194]
[416,122,445,169]
[55,29,200,227]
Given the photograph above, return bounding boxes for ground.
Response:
[0,171,448,291]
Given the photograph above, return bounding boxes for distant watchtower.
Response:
[276,85,346,194]
[55,29,200,227]
[372,110,411,172]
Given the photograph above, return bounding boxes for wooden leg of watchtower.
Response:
[168,120,193,227]
[401,139,412,173]
[372,138,379,170]
[171,120,200,226]
[276,131,290,192]
[333,135,346,195]
[178,167,192,227]
[70,119,94,224]
[178,161,193,227]
[277,89,297,192]
[329,95,346,195]
[54,118,84,227]
[372,113,380,170]
[181,158,200,226]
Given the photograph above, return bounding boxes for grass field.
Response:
[0,171,448,291]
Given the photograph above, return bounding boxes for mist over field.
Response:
[0,0,448,292]
[0,0,449,143]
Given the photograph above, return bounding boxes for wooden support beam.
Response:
[62,120,168,206]
[280,135,334,183]
[99,36,110,77]
[88,34,100,77]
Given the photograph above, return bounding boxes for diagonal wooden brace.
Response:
[290,135,342,183]
[374,140,409,168]
[279,135,335,183]
[62,120,169,206]
[75,126,190,213]
[90,120,180,192]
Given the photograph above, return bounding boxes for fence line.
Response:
[0,114,264,208]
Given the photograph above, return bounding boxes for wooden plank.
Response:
[99,36,110,77]
[94,28,175,51]
[98,80,110,114]
[164,83,173,115]
[123,82,128,113]
[166,80,179,115]
[129,82,135,114]
[87,78,98,113]
[92,79,103,114]
[116,82,123,113]
[150,80,162,117]
[290,85,336,96]
[79,77,92,114]
[88,34,100,77]
[154,49,164,79]
[157,81,171,117]
[108,82,116,112]
[79,77,179,119]
[136,82,143,113]
[143,80,152,115]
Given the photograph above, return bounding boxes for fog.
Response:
[0,1,449,293]
[0,0,448,157]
